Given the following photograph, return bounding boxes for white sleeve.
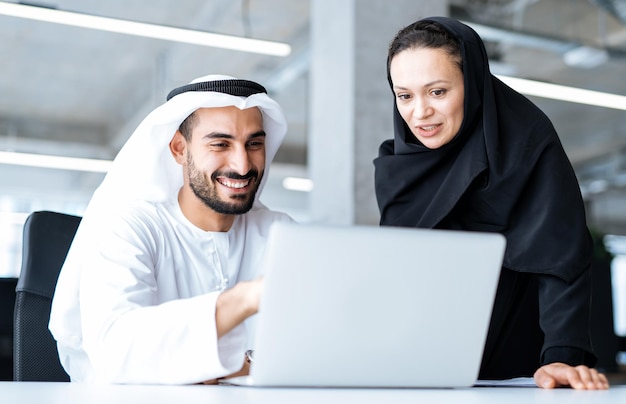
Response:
[78,214,244,384]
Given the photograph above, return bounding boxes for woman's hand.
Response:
[533,362,609,389]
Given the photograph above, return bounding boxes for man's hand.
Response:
[215,277,263,338]
[201,278,262,385]
[533,362,609,390]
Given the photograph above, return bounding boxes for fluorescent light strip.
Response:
[0,2,291,56]
[496,75,626,111]
[0,151,112,172]
[0,150,318,192]
[282,177,314,192]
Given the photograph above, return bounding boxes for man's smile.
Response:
[217,177,251,189]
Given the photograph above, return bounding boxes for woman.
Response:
[374,16,609,390]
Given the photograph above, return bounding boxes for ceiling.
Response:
[1,0,626,234]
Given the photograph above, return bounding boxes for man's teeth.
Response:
[221,179,249,189]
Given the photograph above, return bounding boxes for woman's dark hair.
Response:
[387,20,462,85]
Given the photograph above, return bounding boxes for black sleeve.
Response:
[538,267,597,367]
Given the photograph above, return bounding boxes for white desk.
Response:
[1,382,625,404]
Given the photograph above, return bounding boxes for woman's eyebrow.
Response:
[393,80,450,91]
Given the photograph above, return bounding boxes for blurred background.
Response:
[0,0,626,275]
[0,0,626,375]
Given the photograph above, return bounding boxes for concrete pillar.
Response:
[308,0,448,225]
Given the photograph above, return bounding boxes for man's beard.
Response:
[186,152,263,215]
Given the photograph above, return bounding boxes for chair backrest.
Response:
[14,211,81,382]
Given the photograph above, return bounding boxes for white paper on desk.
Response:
[474,377,537,387]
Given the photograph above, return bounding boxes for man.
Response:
[49,75,294,384]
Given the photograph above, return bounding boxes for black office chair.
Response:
[13,210,81,381]
[0,277,18,380]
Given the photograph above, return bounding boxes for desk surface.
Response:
[1,382,625,404]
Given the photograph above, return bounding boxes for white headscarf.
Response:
[51,74,288,347]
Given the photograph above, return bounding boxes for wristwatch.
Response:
[245,349,255,364]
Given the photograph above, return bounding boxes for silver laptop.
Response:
[225,222,506,388]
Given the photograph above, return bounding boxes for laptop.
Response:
[224,222,506,388]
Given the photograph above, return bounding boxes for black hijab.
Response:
[374,17,592,282]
